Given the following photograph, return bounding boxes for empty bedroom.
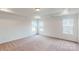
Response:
[0,8,78,51]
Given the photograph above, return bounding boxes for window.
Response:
[32,19,44,34]
[32,20,37,33]
[39,20,44,32]
[62,17,74,34]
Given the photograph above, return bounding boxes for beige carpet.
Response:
[0,35,78,51]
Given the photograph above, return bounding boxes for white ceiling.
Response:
[9,8,65,16]
[0,8,79,17]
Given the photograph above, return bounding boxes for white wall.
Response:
[78,15,79,42]
[40,15,78,42]
[0,12,33,44]
[0,12,78,43]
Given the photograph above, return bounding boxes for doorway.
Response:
[32,19,43,35]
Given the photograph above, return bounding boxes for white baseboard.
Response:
[40,34,78,43]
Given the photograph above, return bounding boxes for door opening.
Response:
[32,19,43,35]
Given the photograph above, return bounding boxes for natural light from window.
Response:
[39,20,44,32]
[62,17,74,35]
[32,20,37,33]
[32,19,44,34]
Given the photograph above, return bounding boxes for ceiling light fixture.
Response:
[61,9,69,15]
[35,8,40,11]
